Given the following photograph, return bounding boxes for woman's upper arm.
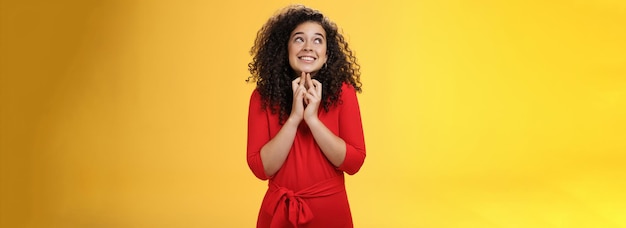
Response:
[337,84,366,175]
[247,90,270,180]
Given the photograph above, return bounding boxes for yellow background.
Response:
[1,0,625,227]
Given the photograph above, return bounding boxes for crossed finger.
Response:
[306,73,314,90]
[299,71,307,89]
[310,79,322,97]
[292,77,301,94]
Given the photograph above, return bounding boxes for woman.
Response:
[247,5,366,228]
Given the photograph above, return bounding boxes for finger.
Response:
[301,89,309,105]
[312,79,322,96]
[306,73,314,90]
[296,89,308,108]
[304,91,317,103]
[293,87,302,100]
[299,72,306,88]
[300,86,308,96]
[292,77,301,92]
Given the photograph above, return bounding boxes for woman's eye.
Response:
[295,37,303,42]
[314,38,323,44]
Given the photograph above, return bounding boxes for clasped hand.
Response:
[290,71,322,123]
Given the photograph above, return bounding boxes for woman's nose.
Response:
[303,42,312,51]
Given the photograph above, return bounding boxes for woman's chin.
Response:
[298,66,322,73]
[296,69,320,76]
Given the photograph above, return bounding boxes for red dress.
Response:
[247,83,366,228]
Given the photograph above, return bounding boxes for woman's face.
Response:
[288,21,328,76]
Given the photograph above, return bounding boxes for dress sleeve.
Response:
[337,84,366,175]
[247,89,270,180]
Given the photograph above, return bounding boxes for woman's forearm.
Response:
[259,117,300,177]
[306,118,346,167]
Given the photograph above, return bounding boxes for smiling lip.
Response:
[298,56,316,61]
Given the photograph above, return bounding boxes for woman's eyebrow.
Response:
[291,31,325,39]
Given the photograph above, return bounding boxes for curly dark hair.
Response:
[247,4,362,124]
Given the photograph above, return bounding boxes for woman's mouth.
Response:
[298,56,316,62]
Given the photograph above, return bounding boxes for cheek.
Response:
[288,43,299,56]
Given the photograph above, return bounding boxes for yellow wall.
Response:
[1,0,625,227]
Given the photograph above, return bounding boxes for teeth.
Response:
[300,56,315,61]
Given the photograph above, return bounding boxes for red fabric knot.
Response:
[264,175,346,228]
[267,186,314,227]
[285,189,295,198]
